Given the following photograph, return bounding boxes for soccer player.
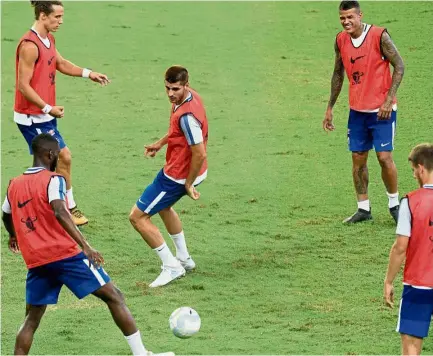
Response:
[2,134,173,356]
[14,1,111,226]
[323,0,405,224]
[384,143,433,355]
[129,66,208,288]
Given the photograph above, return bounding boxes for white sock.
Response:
[357,199,370,212]
[125,330,147,356]
[154,242,178,266]
[66,188,76,210]
[170,231,190,261]
[387,192,399,209]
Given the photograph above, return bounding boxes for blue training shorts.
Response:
[347,109,396,152]
[396,285,433,338]
[26,252,111,305]
[17,119,66,154]
[136,169,187,216]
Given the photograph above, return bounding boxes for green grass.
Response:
[2,1,433,354]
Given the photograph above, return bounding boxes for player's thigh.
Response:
[136,170,186,216]
[397,285,433,339]
[401,333,423,355]
[26,265,63,305]
[347,110,372,152]
[92,281,124,304]
[55,252,111,299]
[372,111,396,152]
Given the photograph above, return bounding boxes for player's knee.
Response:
[129,210,139,226]
[377,153,394,167]
[59,147,72,166]
[23,315,43,331]
[129,208,149,227]
[352,151,368,164]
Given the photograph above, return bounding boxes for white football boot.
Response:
[177,256,196,271]
[146,352,175,356]
[149,264,186,288]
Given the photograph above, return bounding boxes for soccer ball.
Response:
[169,307,201,338]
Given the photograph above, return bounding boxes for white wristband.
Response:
[42,104,52,114]
[82,68,92,78]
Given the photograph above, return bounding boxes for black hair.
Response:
[339,1,360,11]
[31,133,59,156]
[165,66,189,85]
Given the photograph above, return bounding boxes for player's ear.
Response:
[185,82,190,87]
[359,11,363,19]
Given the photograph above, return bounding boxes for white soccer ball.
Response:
[169,307,201,338]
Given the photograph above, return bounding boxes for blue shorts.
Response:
[26,252,110,305]
[397,285,433,338]
[136,170,187,216]
[17,119,66,154]
[347,109,396,152]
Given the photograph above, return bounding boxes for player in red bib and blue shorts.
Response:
[323,1,405,224]
[384,143,433,355]
[14,1,111,226]
[2,134,173,356]
[129,66,208,288]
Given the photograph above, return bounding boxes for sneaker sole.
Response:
[343,216,373,224]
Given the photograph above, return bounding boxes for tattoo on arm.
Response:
[328,42,345,108]
[381,32,405,101]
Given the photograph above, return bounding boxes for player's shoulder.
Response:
[18,39,39,58]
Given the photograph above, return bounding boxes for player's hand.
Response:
[323,108,335,132]
[49,106,64,118]
[185,184,200,200]
[378,100,393,120]
[144,143,161,158]
[383,281,394,308]
[89,72,111,86]
[8,236,20,254]
[83,245,104,268]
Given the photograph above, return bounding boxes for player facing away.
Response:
[384,143,433,355]
[129,66,208,288]
[14,1,111,226]
[1,134,174,356]
[323,0,405,224]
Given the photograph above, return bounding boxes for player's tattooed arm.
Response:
[328,41,345,109]
[381,32,405,102]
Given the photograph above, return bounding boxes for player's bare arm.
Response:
[144,134,169,157]
[56,49,110,86]
[18,42,64,118]
[383,235,408,308]
[51,199,104,267]
[323,41,345,132]
[378,32,405,120]
[1,211,19,254]
[185,142,207,200]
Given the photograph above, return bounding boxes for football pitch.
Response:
[1,1,433,354]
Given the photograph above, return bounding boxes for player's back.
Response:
[8,168,80,269]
